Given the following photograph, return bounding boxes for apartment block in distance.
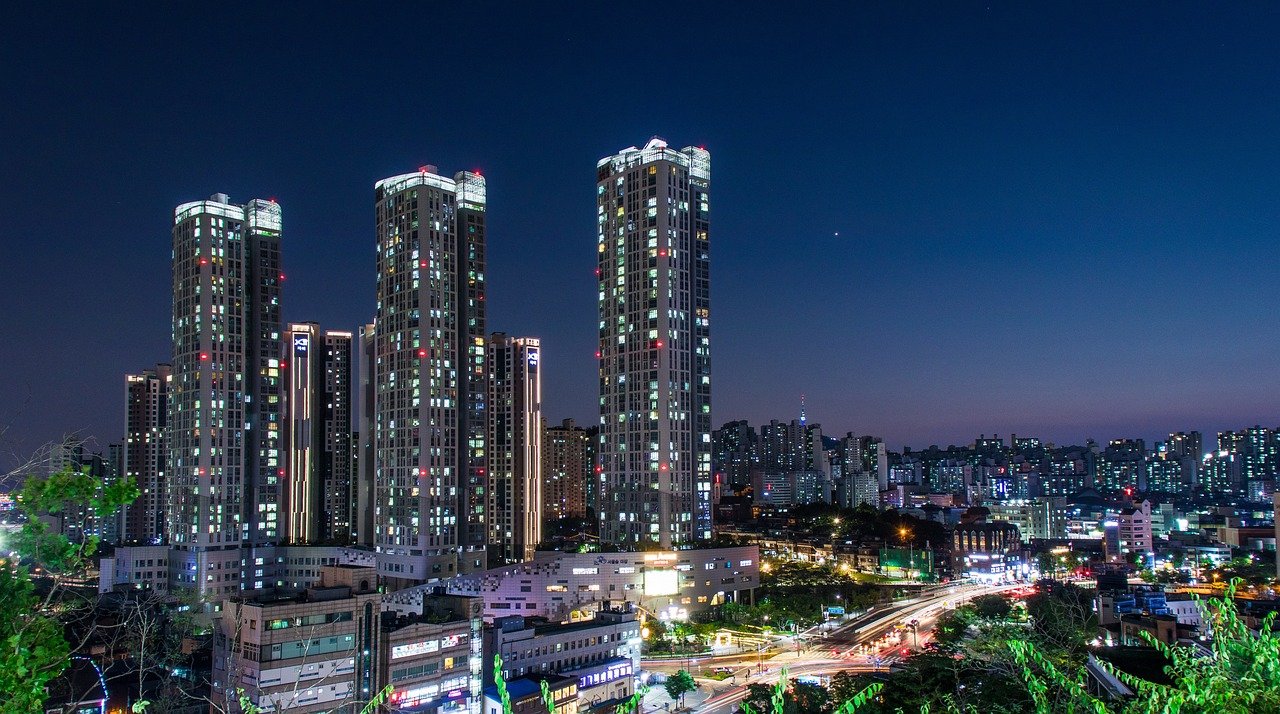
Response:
[543,419,592,523]
[122,364,170,544]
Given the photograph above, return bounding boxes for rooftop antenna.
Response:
[800,394,807,427]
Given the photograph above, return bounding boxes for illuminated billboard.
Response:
[644,568,679,596]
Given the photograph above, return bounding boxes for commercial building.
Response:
[380,591,484,714]
[211,565,381,713]
[385,546,758,624]
[487,334,543,564]
[596,138,712,548]
[1112,500,1153,559]
[122,364,170,544]
[284,323,354,544]
[484,675,578,714]
[543,419,593,522]
[485,603,639,710]
[373,167,488,587]
[100,545,378,595]
[169,194,283,597]
[952,521,1023,580]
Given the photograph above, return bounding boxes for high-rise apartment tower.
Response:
[543,418,592,522]
[486,333,542,564]
[168,194,283,596]
[283,323,353,544]
[596,138,712,547]
[123,364,171,544]
[373,168,487,586]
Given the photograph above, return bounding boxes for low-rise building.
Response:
[485,602,639,710]
[211,565,382,713]
[952,521,1023,580]
[484,674,578,714]
[381,591,484,714]
[101,544,377,596]
[387,547,759,624]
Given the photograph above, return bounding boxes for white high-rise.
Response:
[596,138,712,548]
[168,194,283,596]
[374,167,487,588]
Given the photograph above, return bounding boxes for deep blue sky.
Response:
[3,2,1280,462]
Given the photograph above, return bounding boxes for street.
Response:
[639,582,1023,714]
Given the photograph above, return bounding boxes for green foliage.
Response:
[701,573,882,632]
[362,684,396,713]
[613,684,649,714]
[740,668,882,714]
[0,566,72,714]
[970,594,1012,620]
[540,678,557,714]
[494,654,514,714]
[0,465,136,714]
[1011,579,1280,713]
[665,668,698,705]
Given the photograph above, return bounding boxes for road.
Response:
[639,582,1024,714]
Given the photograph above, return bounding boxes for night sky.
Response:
[3,3,1280,464]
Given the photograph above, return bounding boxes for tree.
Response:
[1,464,138,714]
[971,594,1012,620]
[740,670,882,714]
[1011,579,1280,713]
[664,669,698,708]
[791,681,829,713]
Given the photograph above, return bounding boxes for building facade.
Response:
[485,603,639,709]
[380,592,484,714]
[543,419,592,523]
[384,546,759,624]
[284,323,354,544]
[122,365,170,544]
[596,138,712,548]
[486,333,543,565]
[374,168,488,587]
[211,565,381,713]
[169,194,283,597]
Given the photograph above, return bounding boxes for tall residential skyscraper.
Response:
[374,167,487,587]
[596,138,712,548]
[543,418,592,522]
[169,194,283,596]
[283,323,353,544]
[355,322,376,547]
[123,364,171,544]
[486,333,542,564]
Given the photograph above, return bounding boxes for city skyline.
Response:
[7,4,1280,463]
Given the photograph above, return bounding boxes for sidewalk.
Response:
[640,673,740,713]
